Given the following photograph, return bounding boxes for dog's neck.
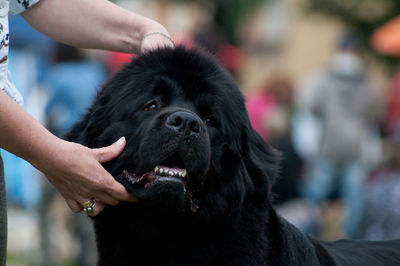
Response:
[94,201,328,266]
[265,210,327,265]
[94,200,268,265]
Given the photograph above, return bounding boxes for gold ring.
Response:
[82,198,96,213]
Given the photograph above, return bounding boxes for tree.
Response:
[173,0,267,44]
[307,0,400,66]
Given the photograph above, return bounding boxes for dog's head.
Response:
[66,47,278,221]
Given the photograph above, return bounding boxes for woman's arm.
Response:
[0,90,134,215]
[21,0,174,54]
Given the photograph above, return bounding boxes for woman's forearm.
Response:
[0,90,61,167]
[21,0,169,54]
[0,90,133,214]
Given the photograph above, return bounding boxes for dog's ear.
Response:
[64,98,107,147]
[64,116,89,144]
[241,127,280,203]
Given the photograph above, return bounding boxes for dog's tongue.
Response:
[120,170,156,188]
[119,168,199,213]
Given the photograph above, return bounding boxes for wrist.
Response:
[141,32,175,48]
[137,19,174,53]
[140,19,169,37]
[27,136,71,173]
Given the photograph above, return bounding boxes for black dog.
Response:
[66,47,400,266]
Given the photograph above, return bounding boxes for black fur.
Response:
[66,47,400,266]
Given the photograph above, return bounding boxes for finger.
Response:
[104,179,138,202]
[66,198,82,213]
[91,172,136,203]
[93,137,126,163]
[93,192,120,206]
[140,32,175,53]
[86,200,105,217]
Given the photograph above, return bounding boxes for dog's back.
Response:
[318,238,400,266]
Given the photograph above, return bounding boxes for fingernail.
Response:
[130,196,138,202]
[116,136,126,146]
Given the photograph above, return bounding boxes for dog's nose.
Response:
[166,111,202,137]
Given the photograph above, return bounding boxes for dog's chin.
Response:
[116,168,200,212]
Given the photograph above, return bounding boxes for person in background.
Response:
[0,0,174,265]
[40,43,107,266]
[252,76,303,204]
[44,44,106,137]
[298,33,382,238]
[358,129,400,241]
[247,76,317,234]
[245,79,278,141]
[384,74,400,135]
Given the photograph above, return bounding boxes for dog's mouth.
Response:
[120,165,187,188]
[115,150,204,212]
[117,164,200,212]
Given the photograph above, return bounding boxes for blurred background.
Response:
[3,0,400,265]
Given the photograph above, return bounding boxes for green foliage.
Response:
[171,0,268,43]
[213,0,267,44]
[307,0,400,67]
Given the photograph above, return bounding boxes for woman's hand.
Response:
[22,0,174,55]
[140,22,175,53]
[36,137,136,216]
[1,90,135,216]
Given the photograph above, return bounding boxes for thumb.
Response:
[93,137,126,163]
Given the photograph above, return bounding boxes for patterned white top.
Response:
[0,0,40,105]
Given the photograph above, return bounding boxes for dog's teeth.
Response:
[153,166,187,178]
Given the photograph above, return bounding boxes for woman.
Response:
[0,0,174,264]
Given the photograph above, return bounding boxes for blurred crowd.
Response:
[248,32,400,242]
[3,0,400,265]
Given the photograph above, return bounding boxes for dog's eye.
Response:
[204,117,214,127]
[143,100,158,111]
